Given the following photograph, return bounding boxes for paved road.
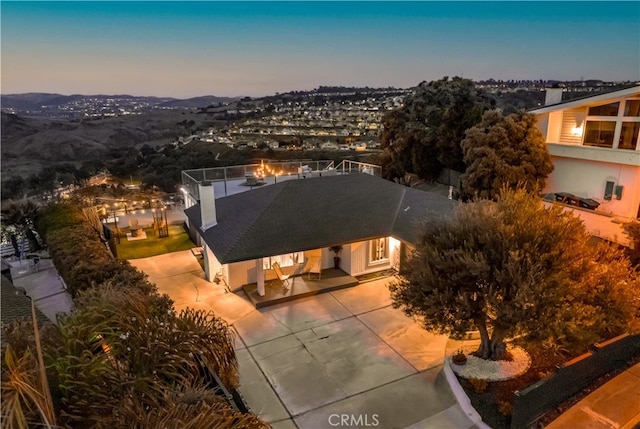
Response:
[131,250,478,429]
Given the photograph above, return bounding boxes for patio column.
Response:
[203,244,214,282]
[256,258,265,296]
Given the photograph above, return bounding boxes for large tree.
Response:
[460,110,554,200]
[389,188,639,361]
[379,77,495,181]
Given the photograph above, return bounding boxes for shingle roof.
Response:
[185,174,456,263]
[529,85,640,113]
[1,274,49,330]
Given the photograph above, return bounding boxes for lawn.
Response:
[115,225,196,260]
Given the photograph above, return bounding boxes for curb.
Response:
[443,357,492,429]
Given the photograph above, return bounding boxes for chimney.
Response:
[198,181,217,231]
[544,88,563,106]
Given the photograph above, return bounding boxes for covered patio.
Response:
[242,268,358,308]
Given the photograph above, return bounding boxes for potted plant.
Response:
[329,245,343,269]
[451,349,467,366]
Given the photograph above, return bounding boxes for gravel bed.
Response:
[450,346,531,381]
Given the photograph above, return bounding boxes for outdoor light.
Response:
[571,125,583,137]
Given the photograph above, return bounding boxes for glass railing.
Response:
[182,160,380,200]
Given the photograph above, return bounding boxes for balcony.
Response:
[547,143,640,166]
[181,160,382,202]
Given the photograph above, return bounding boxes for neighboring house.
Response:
[183,172,456,297]
[530,86,640,246]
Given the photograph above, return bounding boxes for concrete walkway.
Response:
[546,362,640,429]
[131,250,478,429]
[7,253,73,324]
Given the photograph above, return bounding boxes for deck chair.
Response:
[271,262,291,289]
[306,256,322,280]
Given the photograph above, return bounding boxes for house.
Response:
[530,86,640,246]
[183,171,456,302]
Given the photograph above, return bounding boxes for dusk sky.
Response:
[2,1,639,98]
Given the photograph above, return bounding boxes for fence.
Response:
[510,333,640,428]
[1,239,29,259]
[181,159,381,201]
[436,168,462,188]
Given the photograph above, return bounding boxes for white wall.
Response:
[346,237,399,276]
[227,260,255,291]
[545,156,640,220]
[544,202,631,247]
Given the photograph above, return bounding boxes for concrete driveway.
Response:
[131,250,476,429]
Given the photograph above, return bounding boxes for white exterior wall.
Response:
[221,239,402,288]
[203,245,223,283]
[345,237,400,276]
[227,260,256,291]
[544,202,631,247]
[534,90,640,247]
[545,156,640,220]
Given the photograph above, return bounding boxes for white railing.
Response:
[181,160,381,200]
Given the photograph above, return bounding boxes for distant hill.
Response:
[0,93,243,119]
[1,110,226,178]
[1,93,172,111]
[157,96,241,109]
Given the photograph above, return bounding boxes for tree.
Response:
[1,199,43,255]
[48,286,243,426]
[379,77,495,181]
[460,110,554,200]
[389,188,640,361]
[1,175,26,200]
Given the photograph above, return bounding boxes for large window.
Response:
[584,121,616,148]
[370,238,389,263]
[581,99,640,150]
[588,102,619,116]
[263,252,303,269]
[619,122,640,150]
[624,100,640,117]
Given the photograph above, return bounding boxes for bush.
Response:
[497,400,513,416]
[468,377,489,394]
[36,203,159,299]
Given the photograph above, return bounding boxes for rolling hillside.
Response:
[1,111,226,178]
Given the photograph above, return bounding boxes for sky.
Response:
[1,1,639,98]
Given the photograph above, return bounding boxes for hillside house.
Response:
[531,86,640,246]
[182,169,456,306]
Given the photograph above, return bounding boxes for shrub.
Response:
[468,377,489,394]
[452,349,468,365]
[497,400,513,416]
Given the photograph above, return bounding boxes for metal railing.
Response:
[181,160,381,200]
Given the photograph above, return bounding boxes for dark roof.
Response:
[185,174,456,263]
[1,274,49,328]
[529,84,640,112]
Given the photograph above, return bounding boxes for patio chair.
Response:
[307,256,322,280]
[271,262,290,289]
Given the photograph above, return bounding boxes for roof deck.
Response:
[181,160,382,203]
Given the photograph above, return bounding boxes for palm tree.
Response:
[1,321,57,429]
[49,285,256,427]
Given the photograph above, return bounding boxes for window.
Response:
[588,102,620,116]
[263,252,302,269]
[619,122,640,150]
[370,238,389,263]
[624,100,640,117]
[584,121,616,148]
